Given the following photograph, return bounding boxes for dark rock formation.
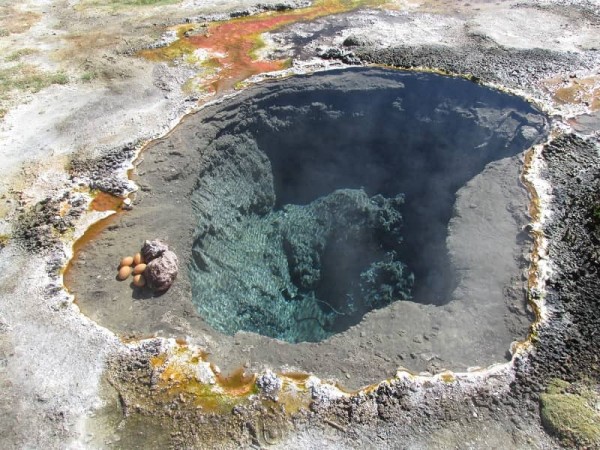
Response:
[14,191,87,252]
[69,142,138,196]
[280,189,411,315]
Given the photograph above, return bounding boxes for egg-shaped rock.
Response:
[120,256,134,267]
[133,253,144,266]
[133,263,147,275]
[133,274,146,287]
[117,266,132,280]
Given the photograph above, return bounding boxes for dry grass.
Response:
[78,0,179,10]
[0,64,68,94]
[5,48,37,62]
[0,6,40,34]
[0,64,69,120]
[113,0,179,5]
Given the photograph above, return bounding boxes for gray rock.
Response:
[141,239,169,262]
[256,370,282,401]
[146,250,179,292]
[342,35,372,47]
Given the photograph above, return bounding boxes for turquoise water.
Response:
[189,68,547,343]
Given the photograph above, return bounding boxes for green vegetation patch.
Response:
[0,64,68,95]
[83,0,179,8]
[540,379,600,448]
[80,70,98,82]
[113,0,178,4]
[5,48,37,62]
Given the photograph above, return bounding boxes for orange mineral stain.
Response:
[63,193,122,292]
[63,213,119,290]
[90,191,124,212]
[281,371,310,384]
[545,75,600,111]
[158,366,256,411]
[216,367,257,396]
[139,0,385,93]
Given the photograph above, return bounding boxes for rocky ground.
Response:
[0,0,599,449]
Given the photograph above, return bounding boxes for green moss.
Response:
[201,57,221,70]
[281,58,293,69]
[249,35,266,60]
[439,373,456,383]
[546,378,571,395]
[540,380,600,448]
[0,234,9,248]
[139,37,194,62]
[591,203,600,225]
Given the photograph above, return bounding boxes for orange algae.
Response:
[150,349,258,412]
[63,211,119,292]
[545,75,600,111]
[175,336,188,346]
[159,371,235,412]
[63,191,123,291]
[439,372,456,383]
[278,388,311,414]
[277,377,312,414]
[90,191,124,212]
[523,149,541,220]
[146,350,332,416]
[280,371,310,384]
[151,353,168,368]
[59,200,71,217]
[520,144,545,334]
[139,0,385,93]
[217,367,257,396]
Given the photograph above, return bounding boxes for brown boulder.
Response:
[141,239,169,263]
[145,250,179,292]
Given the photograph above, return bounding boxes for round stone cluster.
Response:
[116,239,179,292]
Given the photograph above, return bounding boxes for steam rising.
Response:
[189,69,546,343]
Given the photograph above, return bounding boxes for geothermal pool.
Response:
[69,68,548,385]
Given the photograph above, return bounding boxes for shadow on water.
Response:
[189,68,547,343]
